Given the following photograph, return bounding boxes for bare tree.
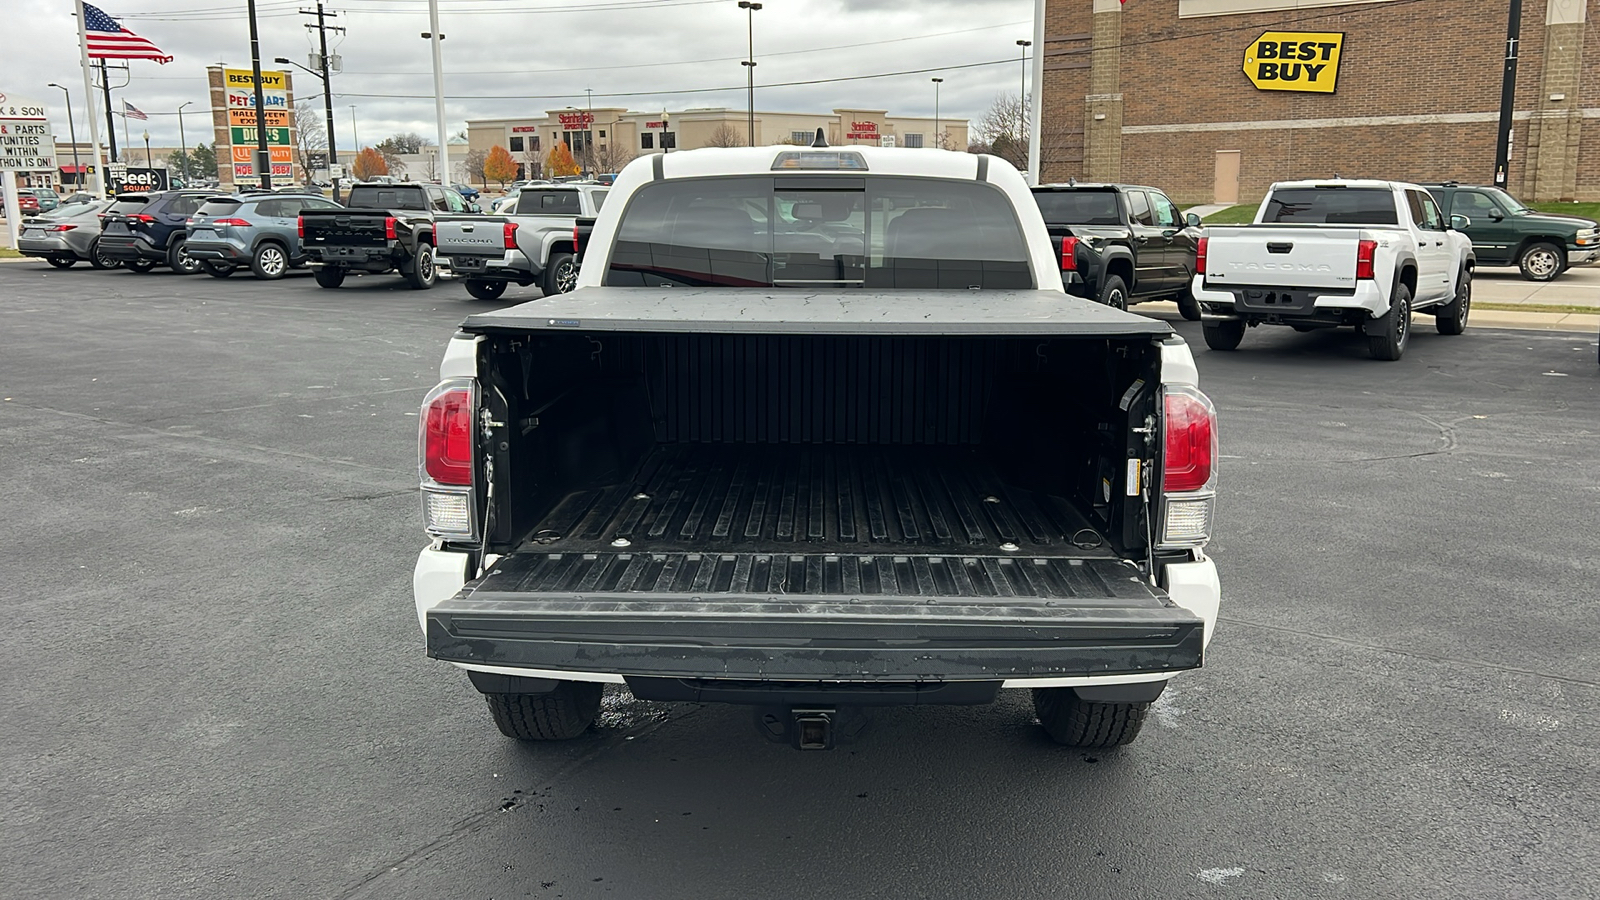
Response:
[704,124,746,148]
[521,145,543,181]
[592,143,636,174]
[974,93,1030,170]
[464,148,489,188]
[293,105,326,182]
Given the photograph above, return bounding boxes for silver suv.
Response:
[186,191,344,279]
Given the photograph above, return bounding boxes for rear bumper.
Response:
[1192,275,1386,319]
[18,236,74,257]
[184,237,248,261]
[440,248,536,280]
[98,235,165,262]
[305,245,395,266]
[418,548,1214,684]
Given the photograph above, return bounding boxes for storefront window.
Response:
[902,134,923,148]
[641,133,654,149]
[509,136,523,152]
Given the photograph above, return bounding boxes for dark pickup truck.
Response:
[412,145,1223,752]
[299,183,474,289]
[1032,183,1204,320]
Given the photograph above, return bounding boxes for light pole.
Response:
[1492,0,1523,186]
[176,100,192,185]
[738,1,762,146]
[1016,38,1031,160]
[349,104,359,150]
[660,111,669,154]
[246,0,273,188]
[421,0,450,185]
[142,129,151,169]
[277,52,340,196]
[931,77,943,150]
[48,83,81,190]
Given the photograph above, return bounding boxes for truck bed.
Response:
[493,443,1132,600]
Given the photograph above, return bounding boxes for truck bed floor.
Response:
[487,445,1148,601]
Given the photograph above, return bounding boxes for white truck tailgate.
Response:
[1203,226,1361,292]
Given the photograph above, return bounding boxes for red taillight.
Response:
[214,217,252,227]
[131,213,156,224]
[1356,239,1377,280]
[422,385,474,486]
[1195,236,1208,275]
[296,216,304,238]
[1060,236,1080,272]
[47,224,79,232]
[385,216,397,241]
[572,223,580,254]
[1164,388,1217,494]
[503,220,519,250]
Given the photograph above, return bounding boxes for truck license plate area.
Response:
[450,256,487,270]
[1237,289,1313,313]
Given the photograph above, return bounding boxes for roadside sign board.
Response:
[0,92,59,171]
[328,164,344,179]
[1243,32,1345,93]
[222,69,293,180]
[112,167,168,193]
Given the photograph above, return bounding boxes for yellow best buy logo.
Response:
[1244,32,1344,93]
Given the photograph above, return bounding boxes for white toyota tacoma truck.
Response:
[1192,179,1476,360]
[412,140,1222,751]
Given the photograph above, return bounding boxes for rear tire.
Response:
[202,261,235,278]
[485,681,604,741]
[464,278,508,301]
[1097,274,1129,311]
[542,252,577,296]
[88,238,120,270]
[47,257,76,269]
[126,259,157,273]
[251,242,289,280]
[1032,688,1149,748]
[1516,241,1563,282]
[1435,267,1471,335]
[1367,283,1411,361]
[1202,319,1246,351]
[313,266,346,289]
[404,243,437,290]
[167,237,202,275]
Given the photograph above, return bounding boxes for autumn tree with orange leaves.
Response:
[483,145,518,188]
[546,141,580,178]
[351,146,389,181]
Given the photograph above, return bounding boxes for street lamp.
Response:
[47,83,81,190]
[420,0,450,185]
[660,110,669,154]
[176,100,192,185]
[931,77,943,150]
[738,1,762,146]
[1016,39,1032,156]
[276,52,341,197]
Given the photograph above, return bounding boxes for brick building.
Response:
[1039,0,1596,203]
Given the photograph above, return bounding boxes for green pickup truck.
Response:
[1424,183,1599,281]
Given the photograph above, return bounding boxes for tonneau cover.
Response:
[460,287,1174,336]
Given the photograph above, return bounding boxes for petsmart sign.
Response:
[1243,32,1344,93]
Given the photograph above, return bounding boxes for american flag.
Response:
[84,3,172,64]
[122,99,148,121]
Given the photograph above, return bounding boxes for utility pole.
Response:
[301,3,345,198]
[1492,0,1523,187]
[247,0,273,188]
[738,1,762,146]
[1016,38,1031,170]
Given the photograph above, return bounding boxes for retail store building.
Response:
[466,107,969,179]
[1039,0,1597,202]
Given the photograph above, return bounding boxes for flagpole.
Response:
[75,0,107,196]
[1026,0,1045,185]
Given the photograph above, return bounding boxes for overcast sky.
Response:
[3,0,1037,151]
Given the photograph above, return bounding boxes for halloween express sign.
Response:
[1243,32,1345,93]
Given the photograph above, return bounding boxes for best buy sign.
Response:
[1244,32,1344,93]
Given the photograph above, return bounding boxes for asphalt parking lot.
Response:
[2,262,1598,900]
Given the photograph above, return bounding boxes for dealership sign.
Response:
[1243,32,1344,93]
[0,93,58,172]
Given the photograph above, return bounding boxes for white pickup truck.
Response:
[412,142,1222,751]
[434,183,609,300]
[1192,179,1476,360]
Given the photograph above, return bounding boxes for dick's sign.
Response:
[1243,32,1345,93]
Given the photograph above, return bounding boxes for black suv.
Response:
[1422,183,1600,281]
[99,190,217,274]
[1031,183,1204,319]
